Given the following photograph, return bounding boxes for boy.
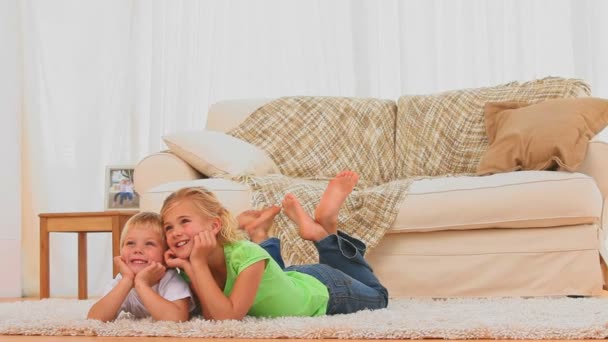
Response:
[87,212,194,322]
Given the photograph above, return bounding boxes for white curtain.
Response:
[20,0,608,297]
[0,0,22,297]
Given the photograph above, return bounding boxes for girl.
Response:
[161,171,388,319]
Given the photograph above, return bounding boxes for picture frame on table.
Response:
[104,165,140,210]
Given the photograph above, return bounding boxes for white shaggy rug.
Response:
[1,297,608,339]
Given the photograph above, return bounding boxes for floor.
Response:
[0,336,594,342]
[1,295,606,342]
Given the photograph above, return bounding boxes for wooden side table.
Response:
[39,211,138,299]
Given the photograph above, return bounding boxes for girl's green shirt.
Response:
[223,240,328,317]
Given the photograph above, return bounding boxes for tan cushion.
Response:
[163,130,280,177]
[395,77,591,178]
[140,178,251,214]
[391,171,602,233]
[477,98,608,175]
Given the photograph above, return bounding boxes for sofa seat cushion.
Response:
[368,224,603,297]
[391,171,602,233]
[140,178,252,215]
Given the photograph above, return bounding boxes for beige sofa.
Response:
[134,81,608,298]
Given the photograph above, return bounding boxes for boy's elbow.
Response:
[155,312,190,322]
[173,312,190,322]
[87,313,113,322]
[210,312,246,321]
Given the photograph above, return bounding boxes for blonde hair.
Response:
[160,187,246,245]
[119,212,166,249]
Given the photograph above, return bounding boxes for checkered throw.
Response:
[228,97,409,264]
[395,77,591,178]
[228,97,397,185]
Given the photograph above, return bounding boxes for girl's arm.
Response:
[133,262,190,322]
[191,257,264,320]
[164,250,203,303]
[190,231,265,321]
[87,257,134,321]
[165,250,205,311]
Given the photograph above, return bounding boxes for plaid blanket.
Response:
[228,97,397,186]
[228,97,409,264]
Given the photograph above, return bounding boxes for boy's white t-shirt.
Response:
[103,269,196,318]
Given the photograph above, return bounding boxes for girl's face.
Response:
[121,226,164,274]
[163,200,221,259]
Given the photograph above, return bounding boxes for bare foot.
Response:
[237,210,261,229]
[314,170,359,234]
[238,206,281,243]
[282,193,328,242]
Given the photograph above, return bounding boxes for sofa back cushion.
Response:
[228,97,397,185]
[394,77,591,178]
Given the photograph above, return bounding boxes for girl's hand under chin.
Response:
[190,231,217,265]
[164,249,190,269]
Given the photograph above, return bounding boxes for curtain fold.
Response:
[20,0,608,296]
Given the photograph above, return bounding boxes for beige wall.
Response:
[0,0,22,297]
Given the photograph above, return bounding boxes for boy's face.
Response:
[120,225,165,274]
[163,200,220,260]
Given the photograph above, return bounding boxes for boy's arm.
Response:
[87,277,133,322]
[134,283,190,322]
[134,262,190,322]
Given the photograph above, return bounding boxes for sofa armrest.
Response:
[577,129,608,198]
[134,151,203,195]
[140,178,251,214]
[579,129,608,269]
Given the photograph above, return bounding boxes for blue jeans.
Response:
[260,232,388,315]
[259,237,285,269]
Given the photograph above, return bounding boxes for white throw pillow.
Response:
[163,130,280,177]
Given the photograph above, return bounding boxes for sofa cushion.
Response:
[163,130,280,177]
[140,178,252,214]
[391,171,602,233]
[477,97,608,175]
[395,77,591,178]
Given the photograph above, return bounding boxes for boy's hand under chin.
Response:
[134,262,166,288]
[114,256,135,281]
